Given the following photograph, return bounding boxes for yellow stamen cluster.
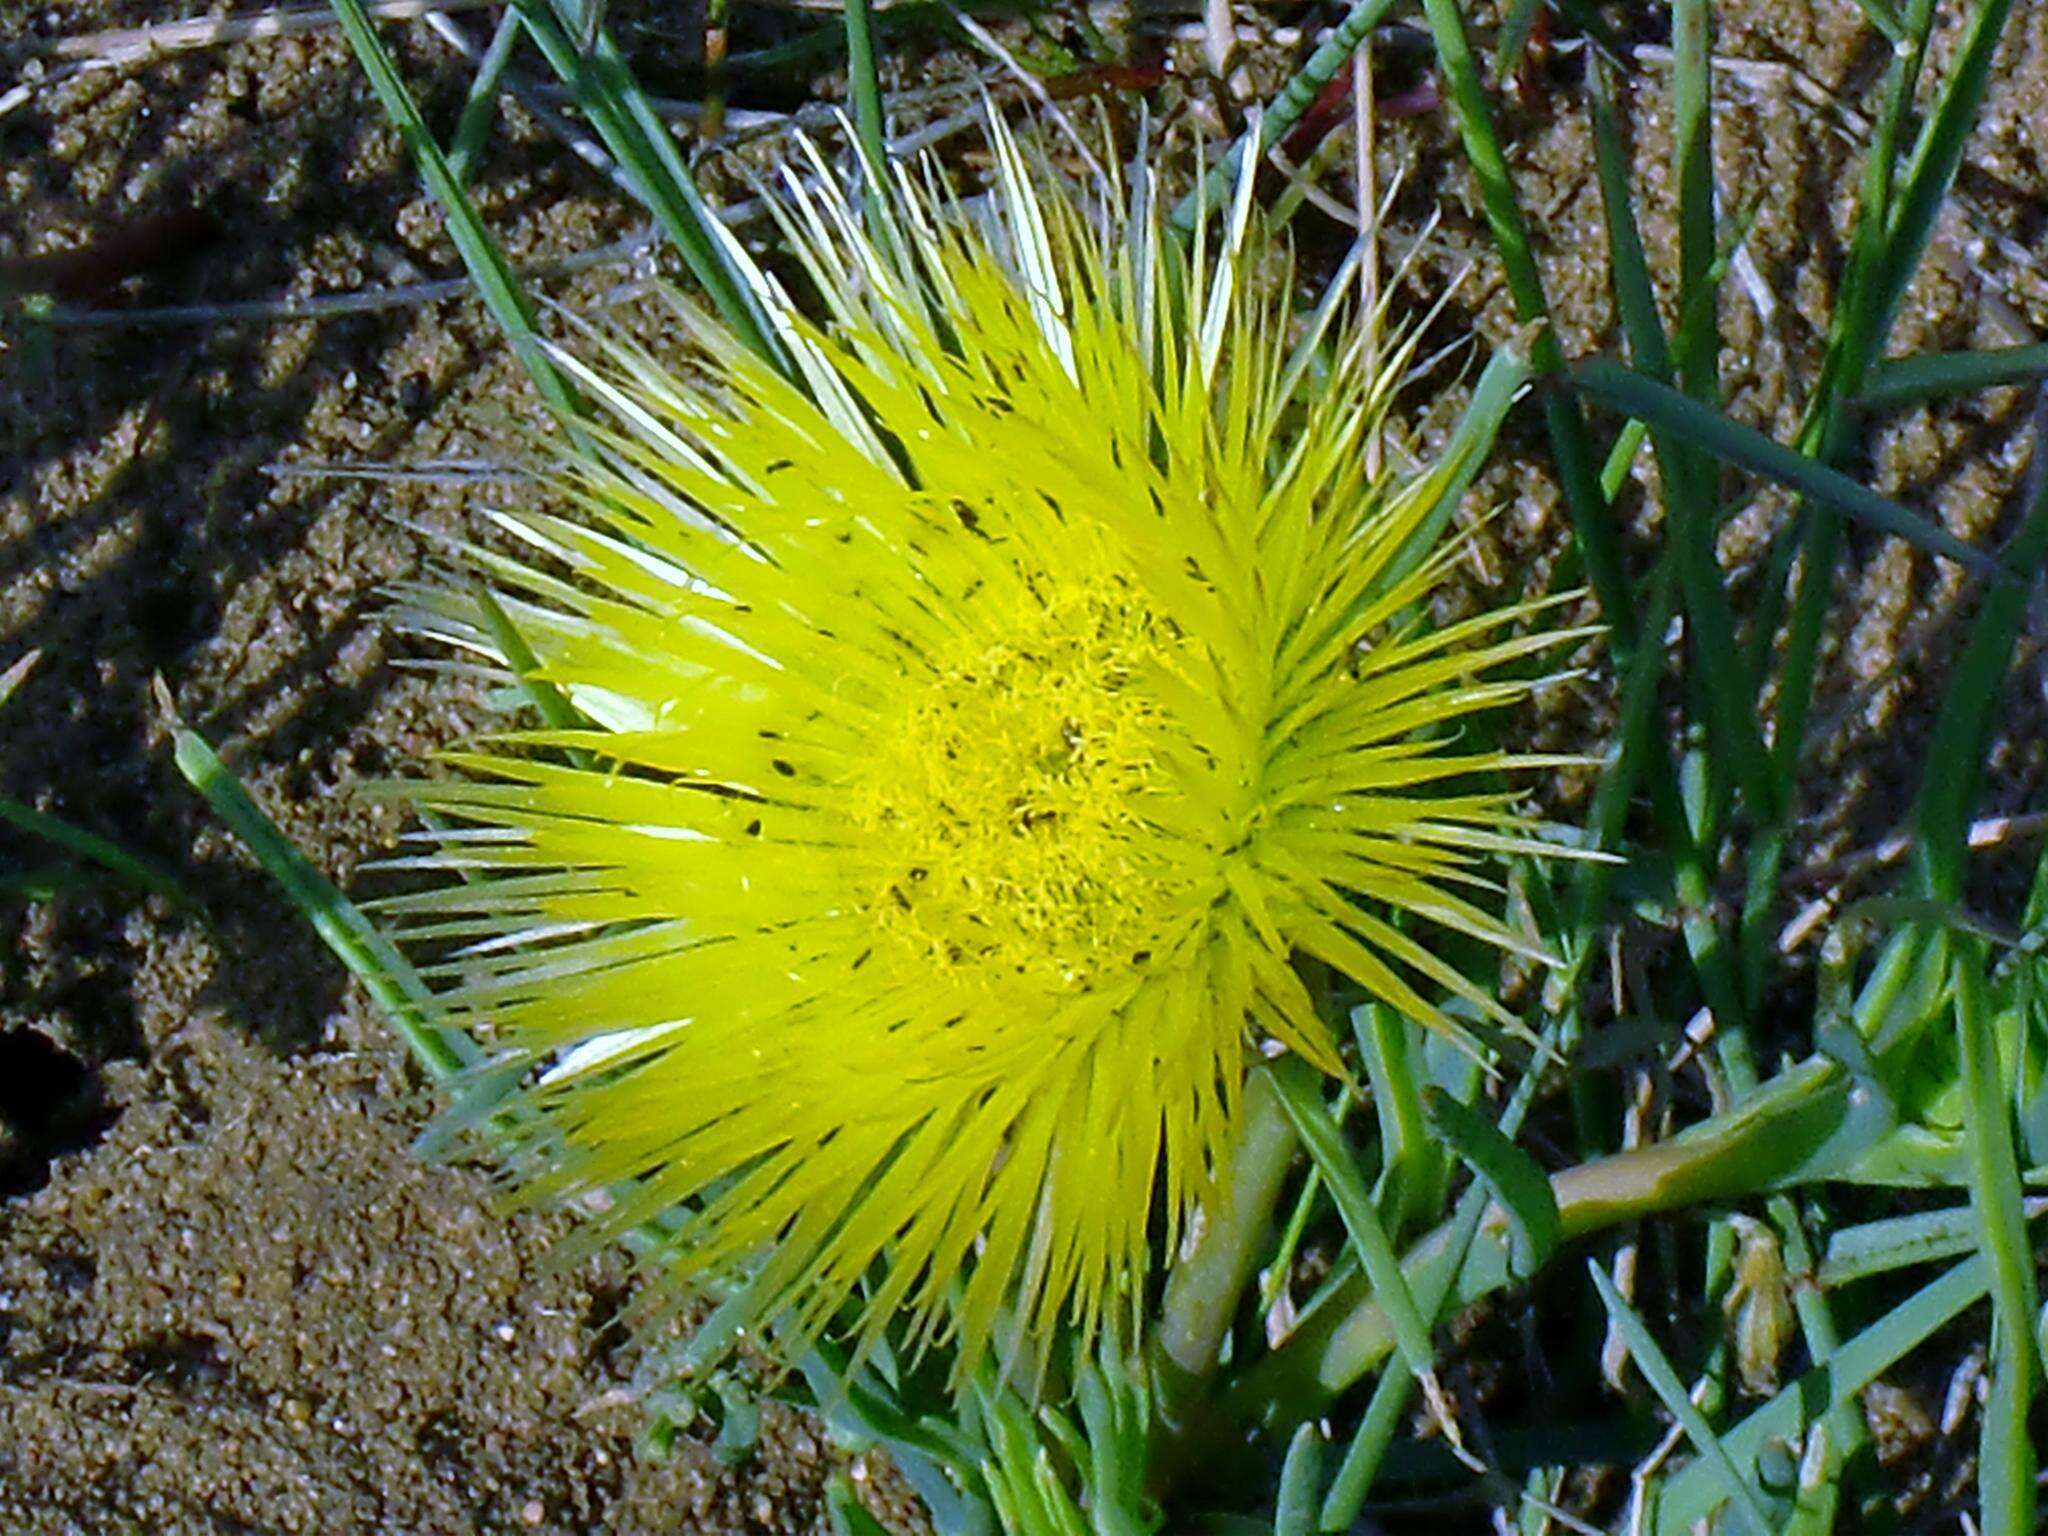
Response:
[851,573,1185,989]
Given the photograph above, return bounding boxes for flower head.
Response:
[393,121,1579,1379]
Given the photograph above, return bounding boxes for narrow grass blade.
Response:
[1566,556,1676,940]
[1847,0,1907,42]
[1861,341,2048,409]
[1267,1057,1449,1433]
[1670,0,1716,408]
[1769,0,1938,782]
[1586,59,1671,381]
[1817,1204,2036,1288]
[1425,1088,1559,1276]
[1371,346,1530,601]
[1406,27,1741,1073]
[325,0,582,420]
[1657,0,1794,839]
[842,0,889,188]
[0,798,186,905]
[1315,1191,1488,1531]
[1587,1259,1775,1534]
[1354,1003,1433,1229]
[1954,949,2042,1532]
[1570,358,2009,581]
[511,0,781,368]
[471,581,592,747]
[1416,0,1632,649]
[168,710,474,1085]
[826,1475,893,1536]
[1871,0,2018,348]
[1491,0,1542,80]
[1167,0,1405,236]
[1274,1422,1323,1536]
[446,6,525,186]
[1597,419,1649,499]
[1241,1025,1565,1512]
[1655,1255,1989,1533]
[1981,1360,2035,1536]
[1910,419,2048,902]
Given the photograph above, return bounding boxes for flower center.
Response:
[851,578,1182,990]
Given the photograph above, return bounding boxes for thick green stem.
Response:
[1214,1056,1850,1434]
[1152,1070,1300,1405]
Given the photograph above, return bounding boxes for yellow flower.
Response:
[390,122,1580,1380]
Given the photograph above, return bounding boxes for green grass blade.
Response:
[1571,358,2009,581]
[1910,432,2048,902]
[1657,0,1790,836]
[1274,1422,1323,1536]
[1416,0,1632,649]
[1954,949,2042,1533]
[1871,0,2018,349]
[1267,1057,1444,1419]
[1586,59,1671,381]
[1769,0,1936,778]
[1670,0,1715,408]
[1372,347,1531,601]
[1980,1361,2035,1536]
[1166,0,1405,236]
[1316,1015,1567,1531]
[1587,1259,1775,1534]
[1353,1003,1433,1228]
[1861,341,2048,409]
[169,717,475,1085]
[1491,0,1542,80]
[1655,1255,1989,1533]
[511,0,782,369]
[1583,130,1780,853]
[325,0,582,420]
[445,6,525,186]
[1314,1191,1488,1531]
[471,581,592,747]
[1817,1204,2020,1287]
[827,1475,893,1536]
[1566,556,1676,940]
[0,798,186,905]
[1413,12,1749,1070]
[1597,419,1649,498]
[2,643,180,902]
[843,0,889,188]
[1424,1088,1559,1276]
[1847,0,1907,42]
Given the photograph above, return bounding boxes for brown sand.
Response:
[1,0,2045,1529]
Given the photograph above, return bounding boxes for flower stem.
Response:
[1205,1055,1851,1438]
[1152,1069,1299,1418]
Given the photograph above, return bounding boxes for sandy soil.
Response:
[1,0,2044,1530]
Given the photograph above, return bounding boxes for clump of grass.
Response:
[172,2,2048,1533]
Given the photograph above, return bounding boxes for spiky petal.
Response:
[389,122,1583,1378]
